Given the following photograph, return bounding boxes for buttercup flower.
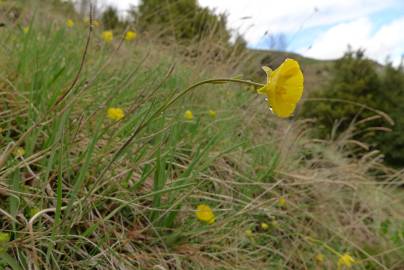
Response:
[245,229,253,237]
[208,110,217,119]
[29,207,41,218]
[0,232,10,254]
[315,253,325,264]
[102,31,114,43]
[257,58,304,118]
[14,147,25,158]
[195,204,215,224]
[23,27,29,33]
[66,19,74,28]
[107,107,125,121]
[260,222,269,230]
[184,110,193,120]
[0,232,10,243]
[338,253,355,269]
[125,31,137,41]
[278,196,286,207]
[84,18,100,27]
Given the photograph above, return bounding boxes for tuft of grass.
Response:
[0,1,403,269]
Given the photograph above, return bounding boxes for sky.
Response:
[99,0,404,65]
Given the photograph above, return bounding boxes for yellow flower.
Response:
[84,18,100,27]
[66,19,74,28]
[245,229,253,237]
[208,110,217,119]
[14,147,25,158]
[315,253,325,264]
[278,196,286,207]
[29,207,41,218]
[184,110,193,120]
[257,58,304,118]
[195,204,215,224]
[271,219,279,228]
[23,27,29,33]
[338,253,355,269]
[0,232,10,243]
[0,232,10,254]
[260,222,269,230]
[125,31,137,41]
[107,107,125,121]
[102,31,114,43]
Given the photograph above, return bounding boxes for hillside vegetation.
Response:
[0,1,404,269]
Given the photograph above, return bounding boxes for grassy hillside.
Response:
[0,1,404,269]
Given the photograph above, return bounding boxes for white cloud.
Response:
[198,0,398,45]
[98,0,399,44]
[367,17,404,64]
[301,18,372,59]
[301,16,404,65]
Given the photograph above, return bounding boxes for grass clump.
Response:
[0,1,403,269]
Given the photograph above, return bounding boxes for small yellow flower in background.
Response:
[66,19,74,28]
[84,18,100,27]
[195,204,215,224]
[271,219,279,228]
[107,107,125,121]
[14,147,25,158]
[245,229,253,237]
[0,232,10,254]
[102,31,114,43]
[29,207,41,218]
[257,58,304,118]
[23,27,30,33]
[260,222,269,230]
[208,110,217,119]
[0,232,10,243]
[184,110,193,120]
[125,31,137,41]
[315,253,325,264]
[338,253,355,269]
[277,196,286,207]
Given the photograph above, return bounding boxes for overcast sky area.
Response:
[99,0,404,65]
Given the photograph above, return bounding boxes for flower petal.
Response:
[271,98,296,118]
[275,59,304,103]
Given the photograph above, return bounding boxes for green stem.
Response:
[155,79,263,118]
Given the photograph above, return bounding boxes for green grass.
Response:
[1,1,404,269]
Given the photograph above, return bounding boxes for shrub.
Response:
[303,49,404,167]
[101,6,120,30]
[377,62,404,166]
[132,0,231,45]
